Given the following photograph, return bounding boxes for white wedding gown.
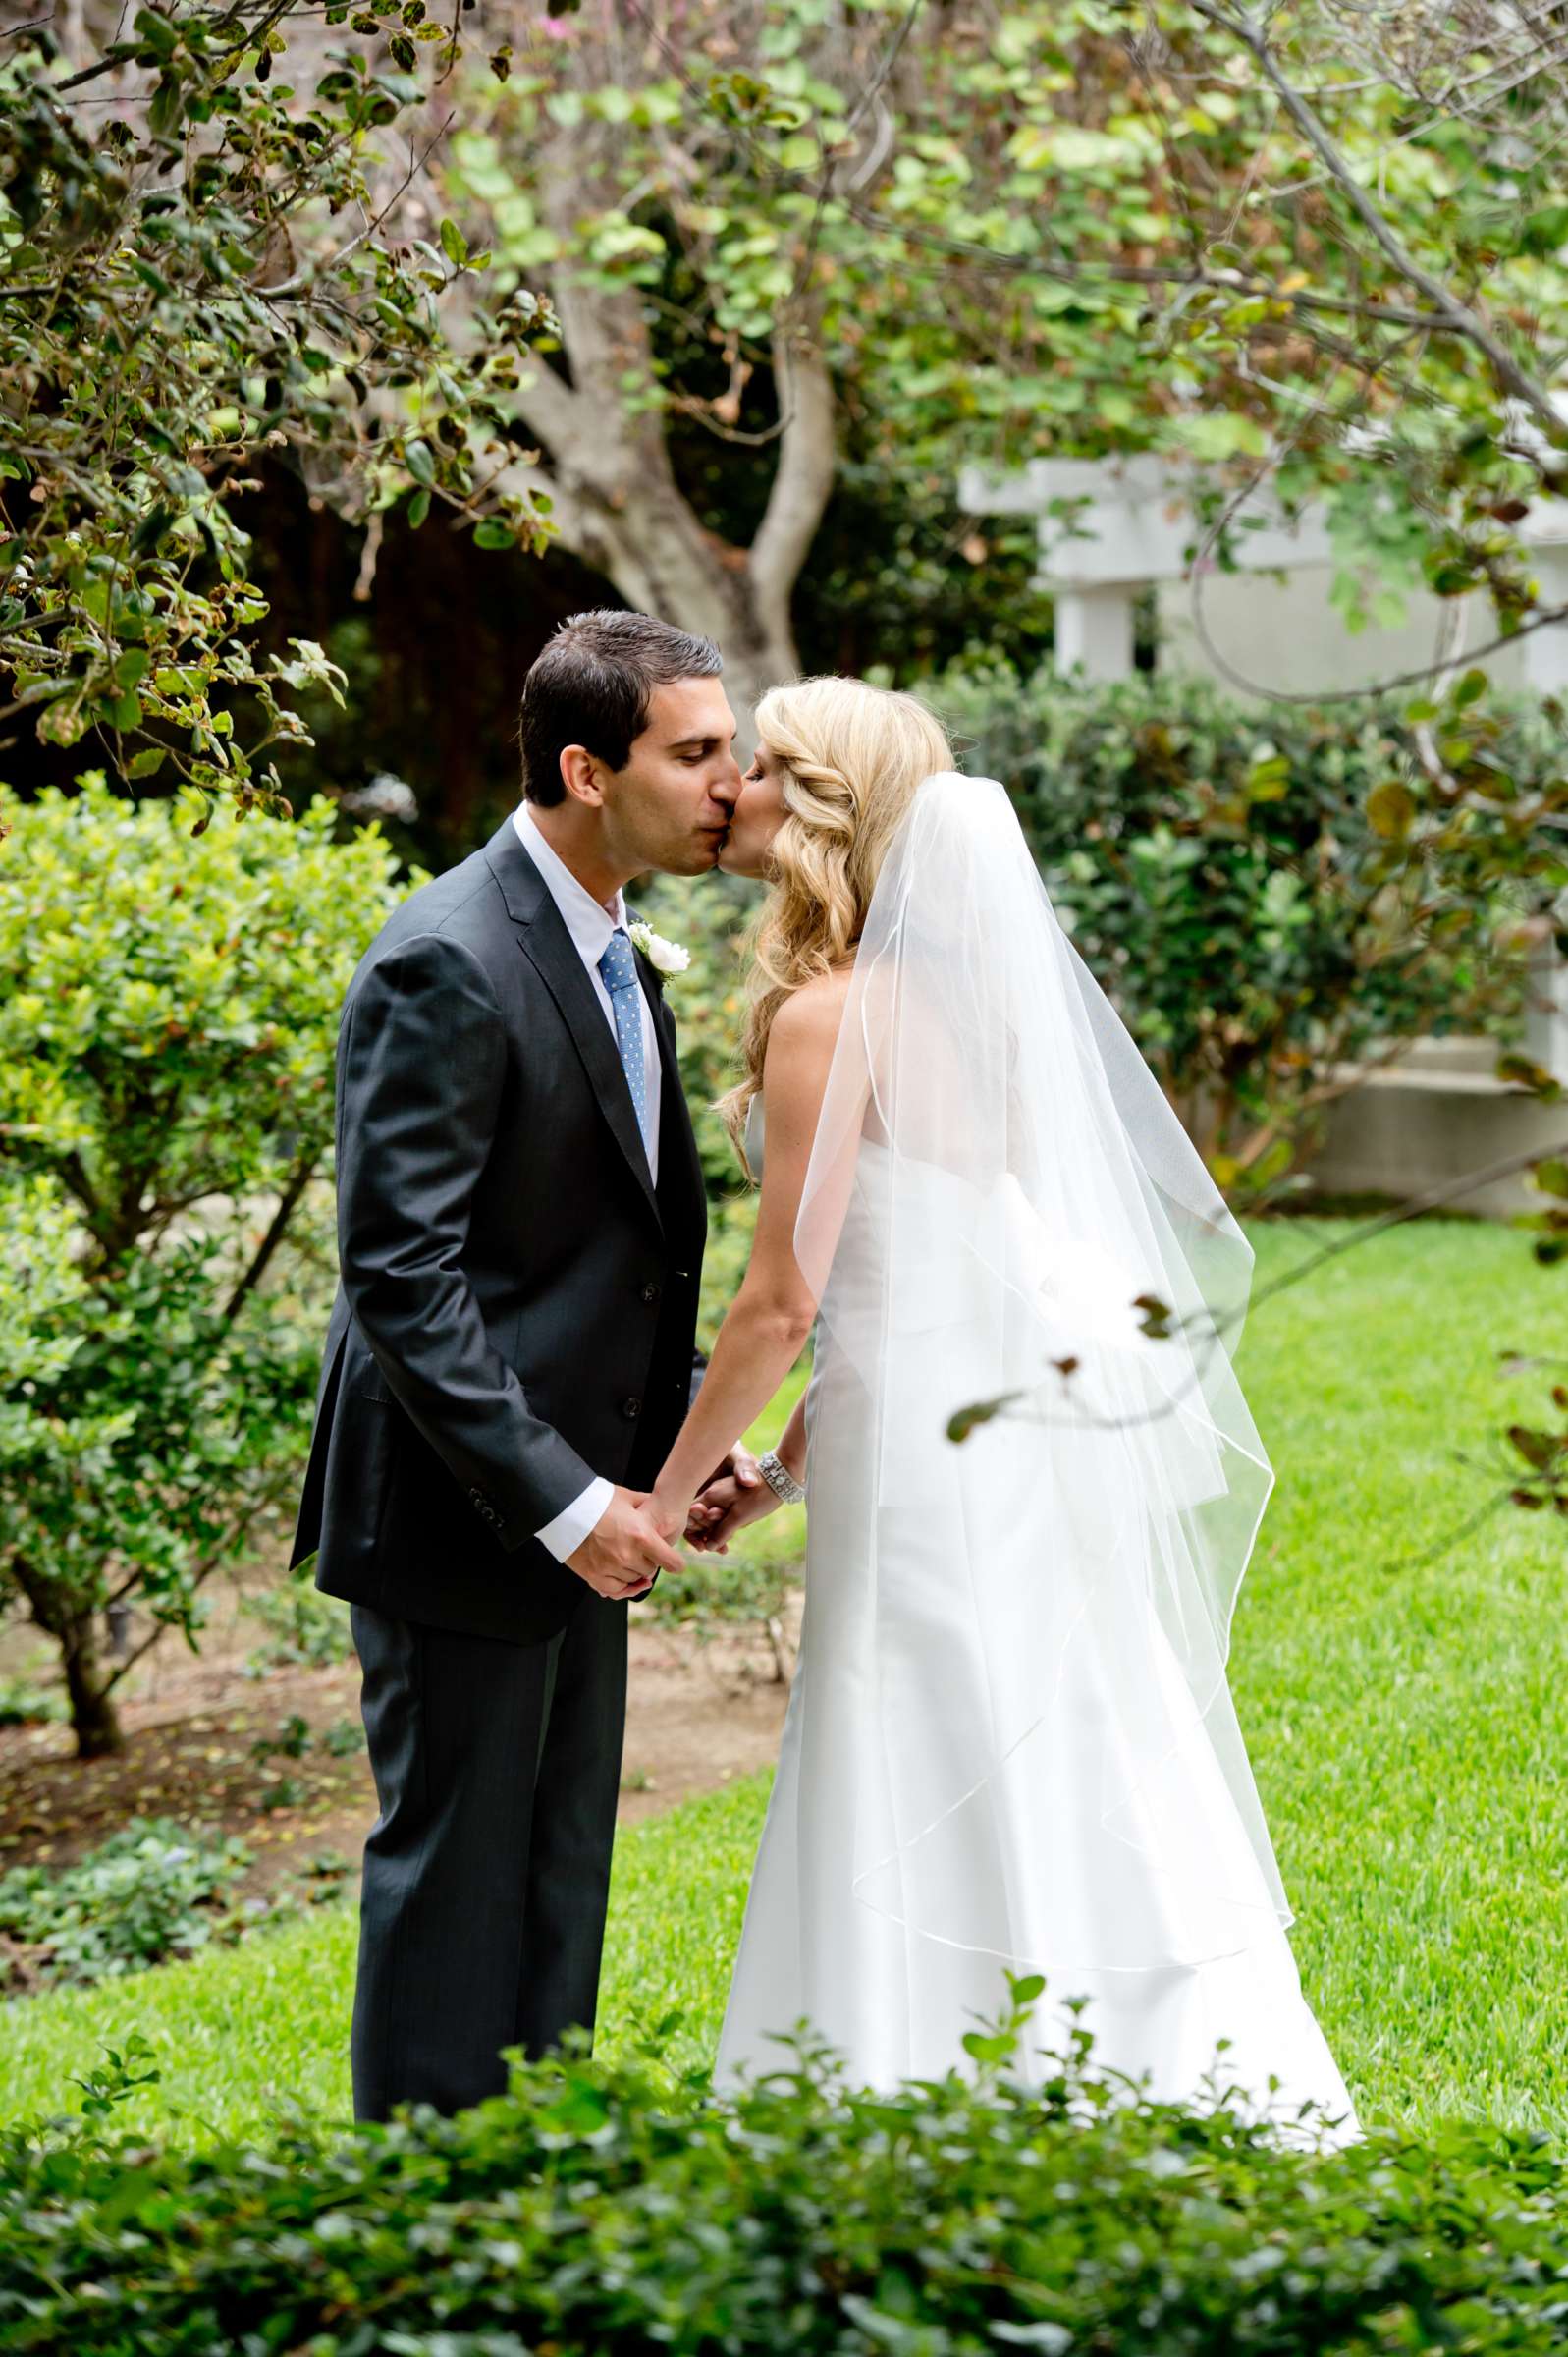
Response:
[714,1094,1357,2142]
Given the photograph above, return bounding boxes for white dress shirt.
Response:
[511,798,662,1562]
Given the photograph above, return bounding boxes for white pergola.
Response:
[957,450,1568,1087]
[957,451,1568,695]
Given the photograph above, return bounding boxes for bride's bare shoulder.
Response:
[770,968,852,1046]
[762,968,852,1085]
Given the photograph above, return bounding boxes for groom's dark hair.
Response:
[518,609,724,806]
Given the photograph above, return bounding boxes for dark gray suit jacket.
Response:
[288,813,707,1646]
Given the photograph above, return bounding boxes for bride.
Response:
[646,676,1356,2137]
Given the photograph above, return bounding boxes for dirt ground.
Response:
[0,1540,797,1990]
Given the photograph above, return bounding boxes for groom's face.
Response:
[599,678,742,877]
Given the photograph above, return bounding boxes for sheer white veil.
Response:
[793,770,1290,1978]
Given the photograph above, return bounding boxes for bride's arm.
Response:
[650,978,844,1537]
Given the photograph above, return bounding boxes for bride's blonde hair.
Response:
[717,675,954,1164]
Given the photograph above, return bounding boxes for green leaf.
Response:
[147,70,183,137]
[1367,778,1416,840]
[1520,205,1568,256]
[1507,1424,1564,1472]
[946,1392,1019,1444]
[404,439,435,487]
[132,507,175,556]
[406,486,431,529]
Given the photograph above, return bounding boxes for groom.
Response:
[289,609,747,2121]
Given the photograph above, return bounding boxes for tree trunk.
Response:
[488,108,838,739]
[59,1608,125,1759]
[611,334,837,732]
[9,1555,127,1760]
[488,447,822,750]
[576,475,808,750]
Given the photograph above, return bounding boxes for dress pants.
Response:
[348,1587,627,2122]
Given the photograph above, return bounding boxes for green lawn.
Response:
[3,1217,1565,2146]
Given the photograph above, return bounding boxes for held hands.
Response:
[652,1444,766,1561]
[566,1485,685,1601]
[683,1456,783,1554]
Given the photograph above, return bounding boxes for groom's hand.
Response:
[567,1487,684,1600]
[684,1471,781,1553]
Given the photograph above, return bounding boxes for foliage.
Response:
[632,869,755,1190]
[241,1574,355,1675]
[0,1672,67,1728]
[634,867,761,1348]
[4,1989,1568,2356]
[0,2,555,802]
[0,777,409,1756]
[0,1816,250,1989]
[933,661,1568,1186]
[438,0,1568,672]
[11,3,1568,804]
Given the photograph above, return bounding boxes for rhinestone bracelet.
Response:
[756,1448,806,1507]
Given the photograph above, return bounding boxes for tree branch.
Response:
[480,440,638,586]
[222,1151,318,1324]
[509,357,595,469]
[1184,0,1568,448]
[749,331,837,631]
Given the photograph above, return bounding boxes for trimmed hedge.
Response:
[4,2008,1566,2355]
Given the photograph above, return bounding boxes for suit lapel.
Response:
[484,818,663,1232]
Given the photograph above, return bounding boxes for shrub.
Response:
[2,1998,1566,2353]
[932,664,1568,1188]
[635,868,761,1348]
[0,1817,250,1989]
[0,1672,65,1728]
[242,1578,356,1675]
[0,777,411,1757]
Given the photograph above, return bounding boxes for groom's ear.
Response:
[559,743,609,807]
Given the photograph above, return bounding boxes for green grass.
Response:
[2,1218,1566,2145]
[0,1780,773,2143]
[1229,1215,1568,2136]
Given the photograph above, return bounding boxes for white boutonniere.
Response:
[627,919,691,979]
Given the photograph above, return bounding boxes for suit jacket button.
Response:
[641,1280,661,1303]
[622,1396,642,1419]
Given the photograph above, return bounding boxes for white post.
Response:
[1521,541,1568,695]
[1524,936,1568,1086]
[1518,530,1568,1079]
[1053,583,1138,682]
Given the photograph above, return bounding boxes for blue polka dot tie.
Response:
[599,927,655,1167]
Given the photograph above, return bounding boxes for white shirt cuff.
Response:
[534,1475,614,1562]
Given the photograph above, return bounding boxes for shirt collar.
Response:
[512,799,628,971]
